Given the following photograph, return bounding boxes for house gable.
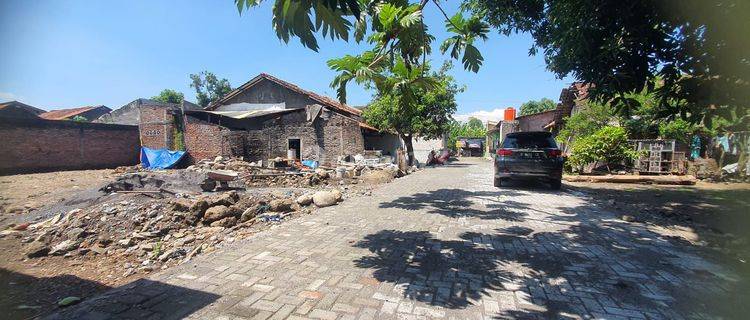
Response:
[220,77,318,111]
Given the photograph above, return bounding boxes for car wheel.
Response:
[550,179,562,190]
[494,177,504,188]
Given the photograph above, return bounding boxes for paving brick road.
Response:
[50,158,744,320]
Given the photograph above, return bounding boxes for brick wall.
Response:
[182,108,365,165]
[139,106,178,149]
[0,117,140,175]
[260,109,363,165]
[183,115,229,163]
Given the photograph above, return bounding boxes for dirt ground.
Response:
[0,169,115,226]
[0,166,389,319]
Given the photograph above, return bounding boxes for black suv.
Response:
[494,131,564,189]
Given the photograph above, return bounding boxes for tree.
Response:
[519,98,556,116]
[466,117,483,131]
[446,117,487,152]
[233,0,748,123]
[362,61,460,164]
[151,89,184,104]
[190,71,233,107]
[234,0,490,77]
[463,0,749,125]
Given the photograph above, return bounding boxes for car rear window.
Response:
[502,134,558,149]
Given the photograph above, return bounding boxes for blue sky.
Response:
[0,0,573,121]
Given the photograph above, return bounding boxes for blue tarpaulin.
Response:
[140,147,186,169]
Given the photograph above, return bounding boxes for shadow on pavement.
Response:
[360,185,749,319]
[0,268,111,320]
[379,189,532,221]
[43,278,219,320]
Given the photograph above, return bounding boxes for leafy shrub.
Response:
[567,126,639,173]
[658,119,695,144]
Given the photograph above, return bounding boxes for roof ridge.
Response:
[209,73,361,116]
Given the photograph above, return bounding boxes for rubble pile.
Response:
[3,187,346,277]
[185,155,410,188]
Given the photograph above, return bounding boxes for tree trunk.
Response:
[401,133,416,166]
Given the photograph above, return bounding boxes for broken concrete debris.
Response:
[1,153,406,292]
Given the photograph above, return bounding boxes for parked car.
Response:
[494,131,564,189]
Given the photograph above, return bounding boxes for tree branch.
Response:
[432,0,461,31]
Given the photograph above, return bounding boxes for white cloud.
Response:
[453,108,513,123]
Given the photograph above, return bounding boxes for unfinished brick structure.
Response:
[139,105,183,150]
[181,73,371,165]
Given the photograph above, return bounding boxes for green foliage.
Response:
[659,119,696,144]
[151,89,184,104]
[464,0,749,125]
[70,115,88,122]
[556,102,613,145]
[519,98,556,116]
[362,61,460,140]
[446,117,487,151]
[172,129,185,151]
[235,0,489,74]
[567,126,639,173]
[190,71,233,107]
[151,241,162,259]
[440,12,489,72]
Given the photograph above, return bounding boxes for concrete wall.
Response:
[364,133,403,158]
[411,136,446,164]
[0,117,140,175]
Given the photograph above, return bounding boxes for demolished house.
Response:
[179,73,397,165]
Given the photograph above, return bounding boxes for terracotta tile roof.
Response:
[208,73,362,117]
[39,105,108,120]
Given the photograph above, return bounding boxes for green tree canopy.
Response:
[190,71,233,107]
[151,89,184,104]
[233,0,748,124]
[362,61,461,164]
[464,0,749,124]
[519,98,556,116]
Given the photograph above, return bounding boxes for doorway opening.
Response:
[288,138,301,160]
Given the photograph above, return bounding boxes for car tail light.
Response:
[546,149,562,157]
[497,149,513,156]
